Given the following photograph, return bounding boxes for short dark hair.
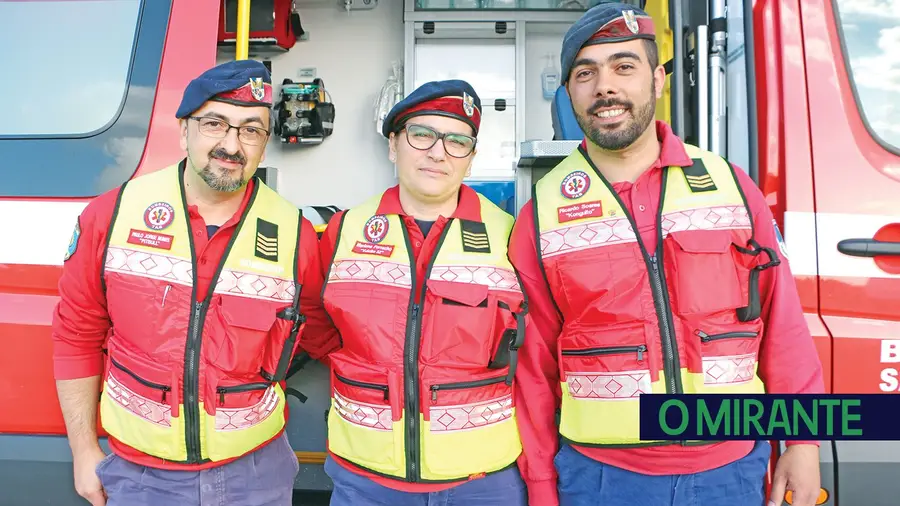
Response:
[642,39,659,71]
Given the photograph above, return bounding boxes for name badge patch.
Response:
[558,200,604,223]
[352,241,395,257]
[127,229,174,250]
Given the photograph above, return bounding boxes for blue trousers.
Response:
[96,432,299,506]
[324,455,528,506]
[555,440,770,506]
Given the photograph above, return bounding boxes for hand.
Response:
[768,444,821,506]
[73,445,108,506]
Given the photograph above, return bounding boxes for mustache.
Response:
[587,98,632,115]
[209,148,245,165]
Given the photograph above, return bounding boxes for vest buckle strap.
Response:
[271,303,307,381]
[734,238,781,322]
[735,238,781,271]
[487,306,527,386]
[276,306,307,333]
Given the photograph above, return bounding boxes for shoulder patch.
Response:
[460,219,491,253]
[681,159,717,192]
[773,218,789,260]
[64,217,81,262]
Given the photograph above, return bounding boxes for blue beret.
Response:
[382,79,482,138]
[561,2,656,84]
[175,59,273,119]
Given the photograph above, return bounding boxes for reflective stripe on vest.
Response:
[322,191,526,482]
[100,161,304,463]
[534,144,770,447]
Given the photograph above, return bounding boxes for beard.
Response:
[198,148,247,192]
[575,79,657,151]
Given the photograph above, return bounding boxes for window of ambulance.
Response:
[0,0,170,198]
[833,0,900,153]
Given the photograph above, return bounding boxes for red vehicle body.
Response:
[0,0,897,504]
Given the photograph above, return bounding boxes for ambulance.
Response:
[0,0,897,504]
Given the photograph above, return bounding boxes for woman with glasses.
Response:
[314,80,538,506]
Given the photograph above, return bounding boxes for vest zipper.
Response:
[401,217,421,483]
[177,160,259,464]
[430,374,506,402]
[649,255,679,395]
[405,303,420,481]
[334,372,389,401]
[400,217,453,482]
[561,345,647,362]
[184,300,206,463]
[110,356,171,402]
[217,382,270,405]
[697,330,758,342]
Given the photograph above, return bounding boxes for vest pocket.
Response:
[326,356,404,478]
[202,375,286,462]
[104,274,172,350]
[211,296,279,376]
[553,247,645,324]
[557,329,656,445]
[684,318,764,392]
[99,340,186,462]
[666,230,745,315]
[420,372,521,480]
[421,280,496,368]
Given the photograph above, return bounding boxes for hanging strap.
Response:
[488,300,528,386]
[733,238,780,322]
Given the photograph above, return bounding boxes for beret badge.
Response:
[250,78,266,101]
[463,92,475,118]
[623,9,639,34]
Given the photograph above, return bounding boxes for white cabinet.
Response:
[403,12,585,200]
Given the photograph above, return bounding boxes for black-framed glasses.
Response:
[403,123,476,158]
[189,116,269,146]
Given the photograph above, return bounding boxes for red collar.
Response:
[376,184,483,222]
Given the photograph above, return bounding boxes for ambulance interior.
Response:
[210,0,755,233]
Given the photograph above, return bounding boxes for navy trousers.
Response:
[555,440,771,506]
[324,455,528,506]
[96,432,299,506]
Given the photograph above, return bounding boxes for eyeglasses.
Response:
[189,116,269,146]
[402,124,476,158]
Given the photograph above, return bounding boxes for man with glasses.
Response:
[313,79,540,505]
[51,59,339,506]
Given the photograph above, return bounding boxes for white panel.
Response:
[725,0,750,171]
[0,201,87,266]
[784,211,900,279]
[471,103,517,178]
[523,22,570,142]
[413,39,516,100]
[262,0,405,209]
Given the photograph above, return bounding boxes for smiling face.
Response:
[565,38,665,151]
[388,114,476,203]
[179,100,270,193]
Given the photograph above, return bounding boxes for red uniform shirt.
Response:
[508,122,825,498]
[51,175,341,471]
[317,185,556,505]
